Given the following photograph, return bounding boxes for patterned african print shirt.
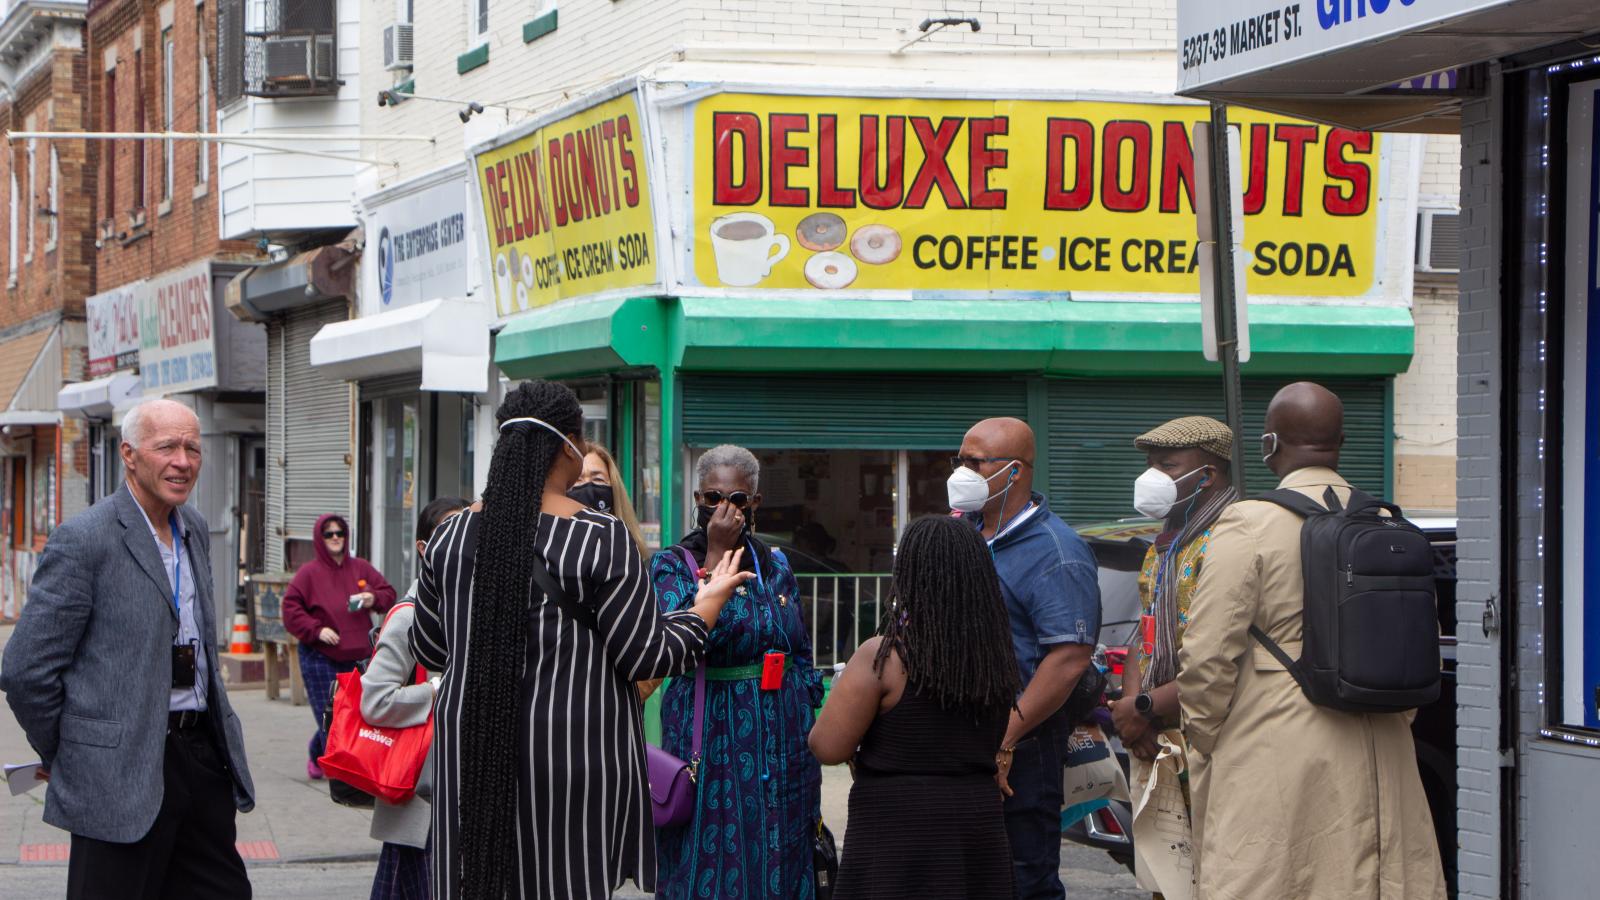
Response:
[1134,528,1213,681]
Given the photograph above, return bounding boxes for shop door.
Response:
[1044,376,1392,525]
[267,302,353,572]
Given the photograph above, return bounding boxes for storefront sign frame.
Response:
[139,259,218,396]
[86,281,145,378]
[467,77,673,320]
[1175,0,1515,92]
[360,164,472,317]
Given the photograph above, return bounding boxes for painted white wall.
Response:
[217,0,363,239]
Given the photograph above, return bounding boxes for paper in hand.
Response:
[5,762,46,796]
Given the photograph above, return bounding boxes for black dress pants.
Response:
[66,726,251,900]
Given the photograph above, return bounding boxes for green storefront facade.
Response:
[495,295,1412,565]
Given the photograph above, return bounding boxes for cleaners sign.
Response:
[688,93,1381,297]
[471,89,658,316]
[140,260,217,395]
[1177,0,1515,91]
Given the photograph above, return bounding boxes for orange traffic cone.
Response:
[229,613,253,653]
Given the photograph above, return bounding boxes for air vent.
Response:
[383,23,414,70]
[1416,209,1460,273]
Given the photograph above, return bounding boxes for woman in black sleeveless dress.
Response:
[809,515,1023,900]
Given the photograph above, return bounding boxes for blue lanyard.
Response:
[744,536,765,590]
[167,512,183,620]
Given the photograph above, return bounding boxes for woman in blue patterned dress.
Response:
[651,445,825,900]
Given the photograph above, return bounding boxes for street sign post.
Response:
[1194,105,1250,493]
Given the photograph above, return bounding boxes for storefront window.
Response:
[365,392,479,589]
[31,430,55,545]
[570,382,611,451]
[378,397,419,586]
[635,381,662,550]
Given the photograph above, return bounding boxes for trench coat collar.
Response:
[1275,465,1349,491]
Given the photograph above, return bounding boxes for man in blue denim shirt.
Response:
[954,417,1101,900]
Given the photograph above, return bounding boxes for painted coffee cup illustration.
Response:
[710,212,790,286]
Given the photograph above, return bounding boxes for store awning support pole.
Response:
[1206,101,1249,496]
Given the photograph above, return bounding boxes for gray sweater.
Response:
[359,594,434,848]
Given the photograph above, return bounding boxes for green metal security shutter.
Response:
[1046,377,1391,525]
[681,374,1029,449]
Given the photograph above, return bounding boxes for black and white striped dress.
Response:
[410,507,709,899]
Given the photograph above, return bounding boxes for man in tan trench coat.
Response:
[1176,383,1445,900]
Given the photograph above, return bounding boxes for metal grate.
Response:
[1417,210,1461,273]
[217,0,245,106]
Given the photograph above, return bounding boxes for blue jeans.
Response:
[1003,709,1072,900]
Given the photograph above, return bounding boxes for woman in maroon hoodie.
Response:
[282,513,397,780]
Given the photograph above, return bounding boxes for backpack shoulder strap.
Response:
[1248,624,1313,695]
[1255,488,1329,519]
[531,561,598,632]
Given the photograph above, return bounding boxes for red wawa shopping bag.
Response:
[317,603,433,805]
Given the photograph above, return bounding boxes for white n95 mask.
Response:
[948,465,1011,513]
[1133,466,1206,520]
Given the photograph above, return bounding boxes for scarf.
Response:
[1143,485,1238,690]
[677,526,774,581]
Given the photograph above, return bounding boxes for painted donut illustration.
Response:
[804,251,858,290]
[796,212,848,252]
[850,224,902,265]
[515,282,531,311]
[520,253,536,287]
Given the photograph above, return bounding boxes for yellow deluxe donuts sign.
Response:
[688,93,1382,297]
[472,90,658,316]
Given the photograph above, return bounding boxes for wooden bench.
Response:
[249,573,305,706]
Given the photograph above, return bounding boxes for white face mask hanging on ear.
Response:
[499,416,583,462]
[1132,466,1208,520]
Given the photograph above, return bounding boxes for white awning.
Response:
[58,372,144,419]
[308,298,492,393]
[0,410,62,426]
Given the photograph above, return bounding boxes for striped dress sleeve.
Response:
[592,516,708,681]
[409,514,456,673]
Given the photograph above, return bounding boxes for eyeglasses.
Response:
[699,490,751,508]
[1259,433,1279,458]
[950,456,1032,472]
[322,530,347,540]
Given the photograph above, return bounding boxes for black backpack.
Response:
[1249,486,1441,714]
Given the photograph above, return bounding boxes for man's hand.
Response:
[1111,696,1160,761]
[318,627,340,646]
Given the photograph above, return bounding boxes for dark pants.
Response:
[300,644,357,758]
[1003,710,1072,900]
[67,725,250,900]
[371,834,432,900]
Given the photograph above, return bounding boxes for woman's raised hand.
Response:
[688,548,755,629]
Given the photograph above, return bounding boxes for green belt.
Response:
[705,657,791,681]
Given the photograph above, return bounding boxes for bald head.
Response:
[1263,382,1344,477]
[122,398,200,449]
[966,417,1036,464]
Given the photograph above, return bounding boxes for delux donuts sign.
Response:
[471,88,659,316]
[687,93,1382,298]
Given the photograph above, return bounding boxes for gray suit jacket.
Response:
[0,485,256,843]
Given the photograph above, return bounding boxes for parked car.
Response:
[1064,516,1459,894]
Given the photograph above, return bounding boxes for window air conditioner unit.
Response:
[263,34,335,84]
[384,23,414,70]
[1416,209,1460,274]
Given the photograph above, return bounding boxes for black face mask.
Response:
[568,483,614,513]
[696,504,756,537]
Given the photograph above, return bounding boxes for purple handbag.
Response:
[647,545,710,828]
[646,663,704,828]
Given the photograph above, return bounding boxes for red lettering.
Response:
[859,115,905,210]
[768,113,809,207]
[1323,128,1373,216]
[1243,123,1270,215]
[1101,120,1152,213]
[518,150,544,238]
[600,119,621,214]
[968,117,1007,210]
[1158,121,1194,214]
[561,133,584,223]
[1044,118,1094,212]
[905,117,966,210]
[576,127,602,219]
[1273,124,1318,216]
[486,162,509,246]
[618,114,640,208]
[548,138,568,227]
[712,111,760,206]
[817,114,855,208]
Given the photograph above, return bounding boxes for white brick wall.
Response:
[1453,92,1503,900]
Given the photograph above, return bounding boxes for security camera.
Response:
[459,101,484,124]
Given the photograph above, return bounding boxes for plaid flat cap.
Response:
[1134,416,1234,460]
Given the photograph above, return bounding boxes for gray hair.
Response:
[120,398,199,449]
[696,444,759,492]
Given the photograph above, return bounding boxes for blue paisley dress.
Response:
[650,543,825,900]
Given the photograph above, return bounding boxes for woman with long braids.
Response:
[809,515,1022,900]
[409,381,752,900]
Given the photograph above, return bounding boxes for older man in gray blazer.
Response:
[1,398,255,899]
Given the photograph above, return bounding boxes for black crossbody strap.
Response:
[530,562,597,632]
[1248,624,1311,694]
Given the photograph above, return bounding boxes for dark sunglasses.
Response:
[699,490,751,508]
[322,530,347,539]
[950,456,1031,472]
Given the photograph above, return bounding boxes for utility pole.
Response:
[1195,102,1250,495]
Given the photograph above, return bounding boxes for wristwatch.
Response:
[1134,692,1159,722]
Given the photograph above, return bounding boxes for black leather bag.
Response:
[814,820,839,899]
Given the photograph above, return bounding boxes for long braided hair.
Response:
[873,515,1021,719]
[459,381,582,898]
